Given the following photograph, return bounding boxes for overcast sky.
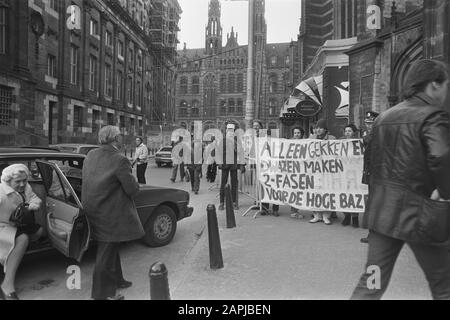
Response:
[177,0,301,50]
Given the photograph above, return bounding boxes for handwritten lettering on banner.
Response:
[257,138,369,213]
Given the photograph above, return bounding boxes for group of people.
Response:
[1,59,450,300]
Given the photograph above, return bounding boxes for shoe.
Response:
[218,203,224,211]
[323,217,332,225]
[360,237,369,243]
[309,217,322,223]
[117,280,132,289]
[272,210,279,217]
[105,294,125,300]
[341,215,351,226]
[195,191,198,195]
[1,288,19,300]
[170,178,175,183]
[291,213,304,219]
[233,203,239,210]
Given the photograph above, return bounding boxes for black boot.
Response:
[341,213,351,226]
[352,215,359,228]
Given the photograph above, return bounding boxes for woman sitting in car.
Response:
[0,164,43,300]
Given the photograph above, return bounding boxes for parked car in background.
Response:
[50,144,100,155]
[155,146,173,167]
[0,147,193,262]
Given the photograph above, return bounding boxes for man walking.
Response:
[217,123,244,211]
[351,59,450,300]
[132,137,148,184]
[82,126,144,300]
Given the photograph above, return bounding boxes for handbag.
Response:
[413,196,450,244]
[9,193,35,228]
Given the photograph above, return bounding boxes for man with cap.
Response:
[309,119,336,225]
[360,110,379,243]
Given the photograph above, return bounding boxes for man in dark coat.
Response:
[351,59,450,300]
[82,125,144,300]
[217,123,245,211]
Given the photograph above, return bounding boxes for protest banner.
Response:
[257,138,368,213]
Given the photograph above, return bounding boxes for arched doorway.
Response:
[390,37,424,106]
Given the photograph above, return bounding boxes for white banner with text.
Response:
[257,138,368,213]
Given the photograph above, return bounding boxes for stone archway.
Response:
[390,37,424,105]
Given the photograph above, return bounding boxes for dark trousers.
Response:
[136,163,147,184]
[220,167,237,204]
[206,163,217,182]
[171,163,185,181]
[351,231,450,300]
[188,165,201,192]
[92,241,125,300]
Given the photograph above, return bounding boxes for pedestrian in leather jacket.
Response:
[351,59,450,300]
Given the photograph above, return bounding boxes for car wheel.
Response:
[142,205,177,247]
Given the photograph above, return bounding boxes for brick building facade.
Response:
[175,0,294,132]
[0,0,180,147]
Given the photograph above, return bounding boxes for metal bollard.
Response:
[225,184,236,228]
[207,204,224,269]
[149,262,171,300]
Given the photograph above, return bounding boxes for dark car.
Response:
[0,147,193,262]
[154,146,173,167]
[50,143,100,155]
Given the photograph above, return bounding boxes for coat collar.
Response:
[413,92,439,106]
[0,182,17,196]
[102,144,120,153]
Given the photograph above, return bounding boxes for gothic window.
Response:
[340,0,358,38]
[271,56,277,66]
[228,99,235,114]
[220,100,227,115]
[179,100,188,117]
[191,100,199,116]
[180,77,188,95]
[237,98,243,114]
[269,74,278,93]
[269,99,277,116]
[236,74,244,92]
[228,74,235,93]
[192,76,200,94]
[220,74,227,92]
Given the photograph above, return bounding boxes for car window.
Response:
[0,160,41,181]
[59,146,77,153]
[79,147,98,155]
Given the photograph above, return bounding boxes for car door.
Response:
[36,160,90,262]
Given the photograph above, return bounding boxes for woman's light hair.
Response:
[1,164,30,184]
[98,125,121,145]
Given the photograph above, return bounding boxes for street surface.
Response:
[13,160,432,300]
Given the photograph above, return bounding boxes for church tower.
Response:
[205,0,223,55]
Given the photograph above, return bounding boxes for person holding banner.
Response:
[340,124,360,228]
[309,119,336,225]
[351,59,450,300]
[253,120,279,217]
[290,126,305,219]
